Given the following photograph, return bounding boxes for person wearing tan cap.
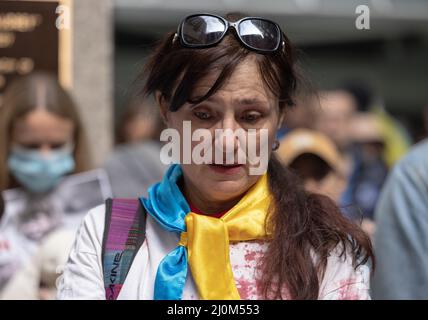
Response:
[277,129,347,204]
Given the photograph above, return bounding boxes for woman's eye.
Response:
[21,143,41,150]
[51,143,67,150]
[242,113,261,122]
[194,111,212,120]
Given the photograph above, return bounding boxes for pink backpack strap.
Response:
[101,198,146,300]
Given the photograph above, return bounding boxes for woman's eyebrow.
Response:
[188,96,217,108]
[235,97,269,106]
[189,96,269,108]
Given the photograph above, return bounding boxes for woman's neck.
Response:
[180,177,241,215]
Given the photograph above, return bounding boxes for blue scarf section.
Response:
[140,164,190,300]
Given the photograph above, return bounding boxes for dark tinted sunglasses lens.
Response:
[182,15,226,46]
[238,19,280,51]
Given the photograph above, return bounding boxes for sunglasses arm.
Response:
[172,33,179,44]
[172,20,183,44]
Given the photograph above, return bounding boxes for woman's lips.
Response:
[208,163,244,175]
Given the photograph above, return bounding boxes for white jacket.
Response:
[57,204,371,300]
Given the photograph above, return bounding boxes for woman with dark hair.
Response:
[58,13,373,300]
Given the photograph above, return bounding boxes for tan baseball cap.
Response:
[277,129,345,175]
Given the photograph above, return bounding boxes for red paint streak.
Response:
[337,278,361,300]
[0,240,10,251]
[244,251,257,262]
[244,248,265,262]
[237,279,256,300]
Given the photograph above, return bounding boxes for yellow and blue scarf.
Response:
[140,164,271,300]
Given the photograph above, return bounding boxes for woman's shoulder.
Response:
[318,244,371,300]
[84,203,106,223]
[57,204,107,299]
[72,204,106,255]
[82,203,106,232]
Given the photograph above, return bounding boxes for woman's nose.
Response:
[214,118,243,156]
[39,145,52,156]
[218,116,242,132]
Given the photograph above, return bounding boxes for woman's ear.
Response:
[155,91,169,125]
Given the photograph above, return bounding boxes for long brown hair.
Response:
[140,13,374,299]
[0,72,90,191]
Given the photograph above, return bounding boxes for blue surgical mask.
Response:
[8,145,75,194]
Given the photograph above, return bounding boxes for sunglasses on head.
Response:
[174,13,285,53]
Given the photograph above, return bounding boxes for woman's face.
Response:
[11,109,74,153]
[159,56,283,203]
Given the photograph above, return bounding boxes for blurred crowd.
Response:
[0,71,427,299]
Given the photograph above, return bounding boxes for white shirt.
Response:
[57,204,371,300]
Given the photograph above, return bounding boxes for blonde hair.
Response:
[0,72,90,191]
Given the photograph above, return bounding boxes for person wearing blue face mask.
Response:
[0,72,90,293]
[0,73,89,193]
[8,144,76,194]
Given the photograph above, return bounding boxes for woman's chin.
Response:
[183,163,258,202]
[201,178,252,202]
